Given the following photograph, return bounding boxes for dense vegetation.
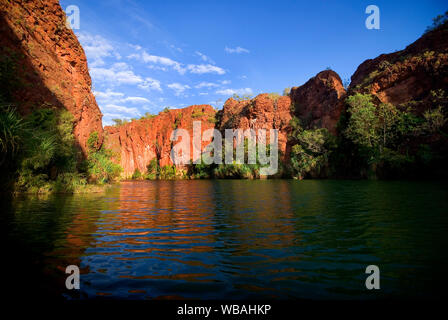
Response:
[337,92,447,179]
[288,91,447,180]
[124,88,446,182]
[288,117,336,179]
[0,50,122,193]
[129,138,277,181]
[0,105,122,193]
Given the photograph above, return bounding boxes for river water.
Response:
[2,180,447,300]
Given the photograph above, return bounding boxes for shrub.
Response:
[191,110,205,118]
[213,163,253,179]
[207,116,217,124]
[232,94,252,101]
[425,11,448,33]
[111,118,130,126]
[132,168,142,180]
[267,93,281,101]
[7,107,98,193]
[422,106,447,133]
[0,105,26,159]
[144,158,159,180]
[86,131,122,184]
[159,165,177,180]
[187,159,214,179]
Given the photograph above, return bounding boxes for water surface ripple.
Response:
[3,180,448,299]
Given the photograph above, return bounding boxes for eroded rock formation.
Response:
[218,93,293,159]
[290,70,346,135]
[349,23,448,109]
[0,0,103,153]
[104,105,216,176]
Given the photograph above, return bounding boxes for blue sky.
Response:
[60,0,447,125]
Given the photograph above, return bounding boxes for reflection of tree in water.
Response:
[3,192,109,299]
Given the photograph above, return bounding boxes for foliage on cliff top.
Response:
[425,11,448,34]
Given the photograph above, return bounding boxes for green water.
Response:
[1,180,448,299]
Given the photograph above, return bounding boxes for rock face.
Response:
[104,105,216,176]
[289,70,346,135]
[106,75,349,175]
[219,94,293,159]
[349,23,448,109]
[0,0,103,153]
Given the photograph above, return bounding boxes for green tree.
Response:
[377,102,399,151]
[112,118,123,126]
[344,93,380,149]
[289,117,336,179]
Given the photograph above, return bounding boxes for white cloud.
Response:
[94,89,124,100]
[225,46,250,54]
[187,64,225,75]
[129,44,142,51]
[91,63,162,92]
[168,83,191,96]
[170,44,183,53]
[195,82,220,89]
[129,51,186,74]
[101,104,140,116]
[103,112,131,119]
[195,51,215,64]
[95,89,151,107]
[138,77,162,92]
[216,88,253,96]
[102,113,133,126]
[91,66,143,85]
[123,97,150,104]
[78,33,120,67]
[110,62,129,71]
[129,50,226,75]
[199,92,209,96]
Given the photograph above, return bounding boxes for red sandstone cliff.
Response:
[349,23,448,108]
[106,70,349,175]
[219,93,293,159]
[0,0,103,153]
[290,70,346,135]
[104,105,216,176]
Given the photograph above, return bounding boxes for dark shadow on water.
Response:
[2,180,448,300]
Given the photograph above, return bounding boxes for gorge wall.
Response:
[105,22,447,178]
[0,0,103,153]
[105,105,216,175]
[104,72,348,177]
[2,0,445,179]
[349,22,448,107]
